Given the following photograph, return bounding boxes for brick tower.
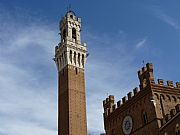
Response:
[54,11,88,135]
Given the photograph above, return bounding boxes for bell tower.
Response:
[54,11,88,135]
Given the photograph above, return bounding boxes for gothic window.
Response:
[72,28,76,40]
[166,95,171,101]
[143,78,147,87]
[160,94,165,100]
[74,52,76,65]
[78,53,80,66]
[154,93,159,100]
[172,96,177,102]
[75,68,78,74]
[63,29,66,41]
[82,54,84,67]
[70,50,72,63]
[142,111,148,125]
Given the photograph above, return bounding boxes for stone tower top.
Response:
[59,10,82,44]
[54,10,87,72]
[138,63,155,89]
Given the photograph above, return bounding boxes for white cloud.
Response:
[0,7,141,135]
[149,6,180,30]
[135,38,147,49]
[0,8,58,135]
[160,14,180,30]
[84,31,139,133]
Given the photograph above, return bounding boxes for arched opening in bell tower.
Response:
[72,28,76,40]
[63,29,66,41]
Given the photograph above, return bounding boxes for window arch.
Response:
[78,53,80,66]
[142,111,148,125]
[166,95,171,101]
[154,93,159,100]
[63,29,66,41]
[82,54,84,67]
[172,96,177,102]
[160,94,165,100]
[72,28,76,40]
[74,51,76,65]
[69,50,72,63]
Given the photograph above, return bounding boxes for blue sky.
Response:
[0,0,180,135]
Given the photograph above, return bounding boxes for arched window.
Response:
[82,54,84,67]
[63,29,66,41]
[172,96,177,102]
[69,50,72,63]
[166,95,171,101]
[78,53,80,65]
[142,111,148,125]
[74,52,76,65]
[72,28,76,40]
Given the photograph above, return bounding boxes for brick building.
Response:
[103,63,180,135]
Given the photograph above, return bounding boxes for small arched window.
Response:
[69,50,72,63]
[72,28,76,40]
[166,95,171,101]
[63,29,66,41]
[82,54,84,67]
[78,53,80,65]
[74,52,76,65]
[142,111,148,125]
[172,96,177,102]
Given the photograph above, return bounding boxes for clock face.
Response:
[122,115,133,135]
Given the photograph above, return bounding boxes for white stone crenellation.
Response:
[55,40,87,72]
[54,11,87,72]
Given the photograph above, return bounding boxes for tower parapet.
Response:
[103,95,115,117]
[156,79,180,89]
[138,63,155,90]
[103,87,140,117]
[54,10,87,72]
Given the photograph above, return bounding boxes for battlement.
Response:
[103,87,140,117]
[138,63,155,90]
[156,79,180,89]
[103,63,180,118]
[103,95,115,116]
[161,104,180,127]
[138,63,153,76]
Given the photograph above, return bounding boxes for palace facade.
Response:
[103,63,180,135]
